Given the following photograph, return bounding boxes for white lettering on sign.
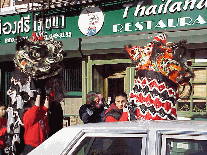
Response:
[44,32,72,40]
[0,15,30,35]
[123,0,207,18]
[0,14,65,36]
[5,36,28,43]
[123,3,133,18]
[3,31,71,43]
[113,24,124,32]
[34,14,65,31]
[113,15,206,32]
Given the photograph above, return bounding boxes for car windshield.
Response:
[166,138,207,155]
[74,136,143,155]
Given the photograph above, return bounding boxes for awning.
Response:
[80,28,207,50]
[60,28,207,58]
[1,28,207,61]
[59,29,207,52]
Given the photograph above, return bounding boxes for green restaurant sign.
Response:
[0,0,207,45]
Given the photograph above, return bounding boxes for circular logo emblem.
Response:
[78,6,104,36]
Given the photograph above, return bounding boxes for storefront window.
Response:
[177,66,207,117]
[61,68,82,92]
[177,100,190,112]
[192,99,206,113]
[166,138,207,155]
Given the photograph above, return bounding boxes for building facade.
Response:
[0,0,207,124]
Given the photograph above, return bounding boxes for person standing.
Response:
[103,92,129,122]
[0,102,7,155]
[48,100,63,137]
[79,91,105,124]
[22,93,49,155]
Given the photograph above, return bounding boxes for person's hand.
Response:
[44,96,49,109]
[36,88,41,95]
[35,95,41,107]
[89,101,96,111]
[123,105,129,113]
[86,108,93,116]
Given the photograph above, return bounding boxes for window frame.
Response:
[60,68,82,97]
[61,129,148,155]
[177,63,207,118]
[157,130,207,155]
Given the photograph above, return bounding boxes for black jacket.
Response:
[79,104,105,124]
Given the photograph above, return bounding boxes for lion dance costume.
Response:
[126,34,194,120]
[5,32,66,154]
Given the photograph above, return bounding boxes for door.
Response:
[108,78,124,103]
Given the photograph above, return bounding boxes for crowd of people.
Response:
[0,89,132,155]
[0,88,191,154]
[0,88,63,155]
[79,91,133,124]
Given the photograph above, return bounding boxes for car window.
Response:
[158,131,207,155]
[166,139,207,155]
[74,137,142,155]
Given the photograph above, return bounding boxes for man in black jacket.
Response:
[79,91,105,124]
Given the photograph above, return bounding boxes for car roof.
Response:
[71,120,207,130]
[29,120,207,155]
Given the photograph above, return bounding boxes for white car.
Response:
[29,120,207,155]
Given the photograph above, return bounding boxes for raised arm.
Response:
[23,95,48,126]
[79,105,95,124]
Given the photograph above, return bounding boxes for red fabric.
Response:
[129,77,177,120]
[153,36,167,44]
[104,103,128,122]
[0,117,7,149]
[30,32,37,41]
[23,105,49,147]
[30,32,44,41]
[49,89,55,103]
[30,32,43,41]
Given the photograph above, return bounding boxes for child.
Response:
[103,92,129,122]
[0,102,7,155]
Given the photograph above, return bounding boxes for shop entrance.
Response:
[108,78,124,101]
[92,62,129,103]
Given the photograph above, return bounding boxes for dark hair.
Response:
[23,100,35,110]
[95,92,101,95]
[112,92,127,103]
[0,102,6,107]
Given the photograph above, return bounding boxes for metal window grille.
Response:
[60,68,82,92]
[6,68,82,94]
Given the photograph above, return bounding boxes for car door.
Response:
[61,129,148,155]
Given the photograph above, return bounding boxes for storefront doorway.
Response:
[92,62,129,103]
[108,77,124,102]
